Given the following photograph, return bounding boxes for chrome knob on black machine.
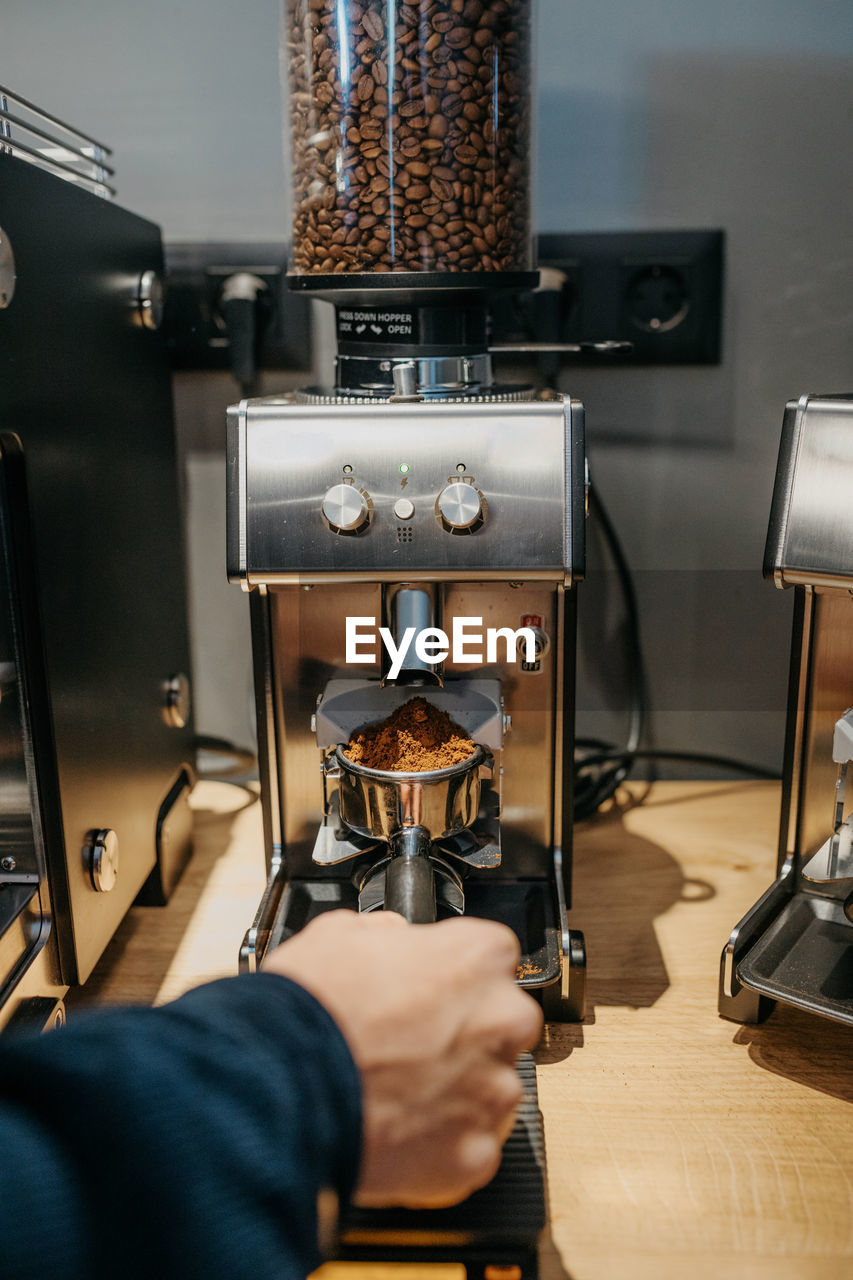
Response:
[227,3,587,1270]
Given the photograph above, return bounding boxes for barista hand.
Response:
[264,910,542,1208]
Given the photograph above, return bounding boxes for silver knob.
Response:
[437,480,483,530]
[85,828,119,893]
[162,672,191,729]
[322,483,370,533]
[136,269,164,330]
[0,224,15,309]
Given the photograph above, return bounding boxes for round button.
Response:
[393,497,415,521]
[322,483,370,533]
[437,481,483,530]
[86,828,119,893]
[162,672,191,729]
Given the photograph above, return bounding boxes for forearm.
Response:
[0,973,362,1280]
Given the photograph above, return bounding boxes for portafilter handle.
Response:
[385,826,436,924]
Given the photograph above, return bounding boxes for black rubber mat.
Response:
[341,1053,546,1247]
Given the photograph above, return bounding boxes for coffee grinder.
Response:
[227,2,587,1272]
[720,394,853,1027]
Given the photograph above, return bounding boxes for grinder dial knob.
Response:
[322,482,370,533]
[437,480,483,531]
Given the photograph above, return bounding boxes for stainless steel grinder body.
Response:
[227,392,586,1018]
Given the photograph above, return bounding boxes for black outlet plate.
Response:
[162,242,312,373]
[491,229,724,366]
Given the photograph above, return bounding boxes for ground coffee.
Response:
[344,697,475,771]
[284,0,531,275]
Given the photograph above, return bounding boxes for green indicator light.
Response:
[399,463,410,474]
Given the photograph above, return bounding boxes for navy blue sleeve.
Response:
[0,973,363,1280]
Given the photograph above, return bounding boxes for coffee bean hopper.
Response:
[226,2,592,1274]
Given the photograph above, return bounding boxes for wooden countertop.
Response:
[69,780,853,1280]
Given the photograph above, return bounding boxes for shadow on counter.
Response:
[538,794,716,1064]
[733,1002,853,1103]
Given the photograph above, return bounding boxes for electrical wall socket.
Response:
[163,242,312,373]
[491,229,724,366]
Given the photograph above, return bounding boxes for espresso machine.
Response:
[0,92,195,1032]
[720,394,853,1026]
[227,1,586,1270]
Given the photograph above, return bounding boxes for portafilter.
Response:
[329,744,492,923]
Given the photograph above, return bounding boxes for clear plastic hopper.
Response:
[281,0,533,278]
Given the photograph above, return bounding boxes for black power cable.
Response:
[573,482,646,820]
[219,272,271,399]
[573,480,778,821]
[578,748,778,782]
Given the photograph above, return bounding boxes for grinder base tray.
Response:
[339,1053,545,1278]
[265,877,562,992]
[736,892,853,1026]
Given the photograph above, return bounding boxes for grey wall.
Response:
[534,0,853,772]
[3,0,287,239]
[6,1,853,774]
[5,0,289,752]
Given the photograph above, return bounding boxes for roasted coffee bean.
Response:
[361,9,383,40]
[446,27,472,49]
[453,143,479,166]
[287,0,531,275]
[429,176,454,202]
[432,13,456,34]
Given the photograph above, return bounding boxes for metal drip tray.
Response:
[261,876,561,991]
[737,893,853,1025]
